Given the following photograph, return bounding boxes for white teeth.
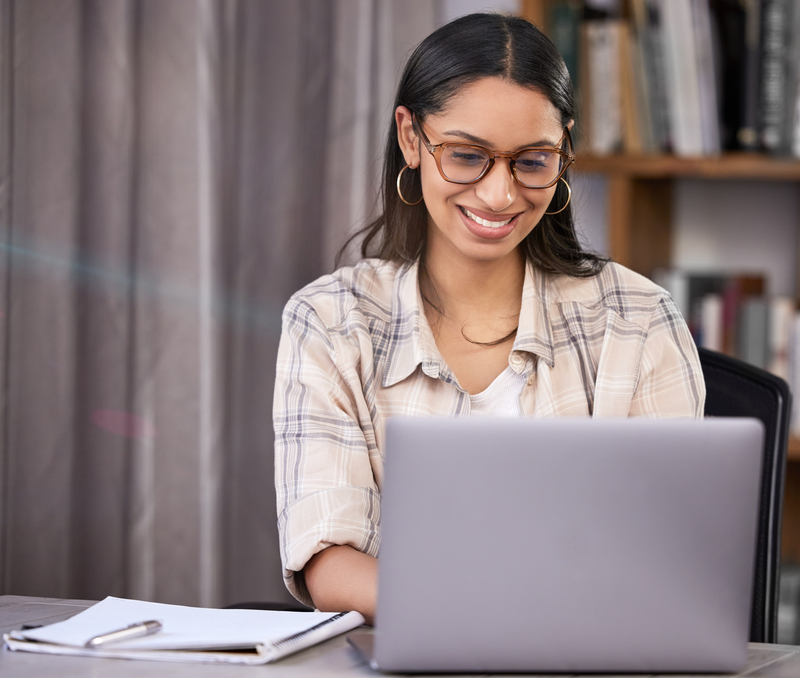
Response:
[462,207,513,228]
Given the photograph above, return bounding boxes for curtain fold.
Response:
[0,0,439,607]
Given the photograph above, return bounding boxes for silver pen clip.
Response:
[84,619,163,648]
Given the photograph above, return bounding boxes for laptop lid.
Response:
[373,417,763,673]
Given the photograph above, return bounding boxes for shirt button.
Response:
[510,353,524,366]
[527,374,536,385]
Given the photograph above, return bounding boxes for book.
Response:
[629,0,666,153]
[626,0,672,152]
[3,596,365,665]
[786,0,800,157]
[691,0,722,155]
[581,20,623,155]
[709,0,748,150]
[640,0,673,152]
[768,296,794,381]
[720,275,765,357]
[738,297,770,369]
[577,20,593,152]
[548,0,582,94]
[619,21,644,154]
[700,293,724,351]
[685,274,731,344]
[738,0,763,150]
[759,0,794,153]
[659,0,705,156]
[628,19,656,152]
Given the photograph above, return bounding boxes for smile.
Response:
[459,207,515,229]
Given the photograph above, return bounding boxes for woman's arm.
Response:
[304,545,378,624]
[274,291,381,609]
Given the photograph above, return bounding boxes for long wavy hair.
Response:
[339,12,606,278]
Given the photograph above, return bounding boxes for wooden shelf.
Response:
[575,153,800,181]
[789,437,800,461]
[564,153,800,281]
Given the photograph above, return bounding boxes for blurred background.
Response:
[0,0,520,610]
[2,0,800,624]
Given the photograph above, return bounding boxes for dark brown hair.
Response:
[338,13,606,278]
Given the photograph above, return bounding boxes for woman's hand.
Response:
[304,545,378,625]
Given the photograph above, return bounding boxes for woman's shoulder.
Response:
[284,258,403,329]
[547,261,674,322]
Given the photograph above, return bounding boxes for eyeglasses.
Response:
[413,114,574,189]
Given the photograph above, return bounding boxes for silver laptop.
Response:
[350,417,763,673]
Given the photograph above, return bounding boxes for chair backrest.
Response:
[698,347,791,643]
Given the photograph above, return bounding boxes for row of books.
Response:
[550,0,800,157]
[655,270,800,431]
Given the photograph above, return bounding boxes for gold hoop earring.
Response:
[397,164,423,206]
[544,177,571,215]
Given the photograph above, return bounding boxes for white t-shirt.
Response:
[468,366,527,417]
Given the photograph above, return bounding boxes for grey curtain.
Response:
[0,0,438,607]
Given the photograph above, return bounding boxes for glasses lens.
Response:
[439,145,491,183]
[513,150,563,188]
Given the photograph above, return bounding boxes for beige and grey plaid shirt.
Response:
[274,258,705,605]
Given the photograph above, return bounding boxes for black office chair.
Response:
[698,347,791,643]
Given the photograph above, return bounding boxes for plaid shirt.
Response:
[274,258,705,604]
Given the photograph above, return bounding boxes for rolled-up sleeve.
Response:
[273,296,380,606]
[630,295,706,418]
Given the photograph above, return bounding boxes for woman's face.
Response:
[396,77,569,268]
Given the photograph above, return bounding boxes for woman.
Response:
[273,13,704,624]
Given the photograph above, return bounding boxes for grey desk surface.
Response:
[3,595,800,678]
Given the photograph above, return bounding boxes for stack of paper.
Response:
[3,596,364,665]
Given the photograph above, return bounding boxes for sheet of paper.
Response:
[16,596,342,650]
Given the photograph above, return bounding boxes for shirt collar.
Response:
[382,258,555,388]
[382,260,442,387]
[513,261,555,369]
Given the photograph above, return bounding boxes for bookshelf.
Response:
[575,152,800,280]
[519,1,800,562]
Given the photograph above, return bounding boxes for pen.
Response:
[84,619,163,648]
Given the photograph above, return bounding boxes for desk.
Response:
[3,595,800,677]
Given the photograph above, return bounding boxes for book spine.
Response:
[722,275,764,357]
[700,294,724,352]
[738,297,770,369]
[577,22,592,153]
[692,0,722,155]
[709,0,748,150]
[630,34,656,153]
[643,0,673,151]
[786,0,800,156]
[584,20,623,155]
[738,0,762,150]
[548,0,582,92]
[659,0,705,156]
[768,296,794,380]
[619,22,644,154]
[628,1,658,153]
[759,0,792,153]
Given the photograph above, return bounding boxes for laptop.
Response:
[349,417,764,673]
